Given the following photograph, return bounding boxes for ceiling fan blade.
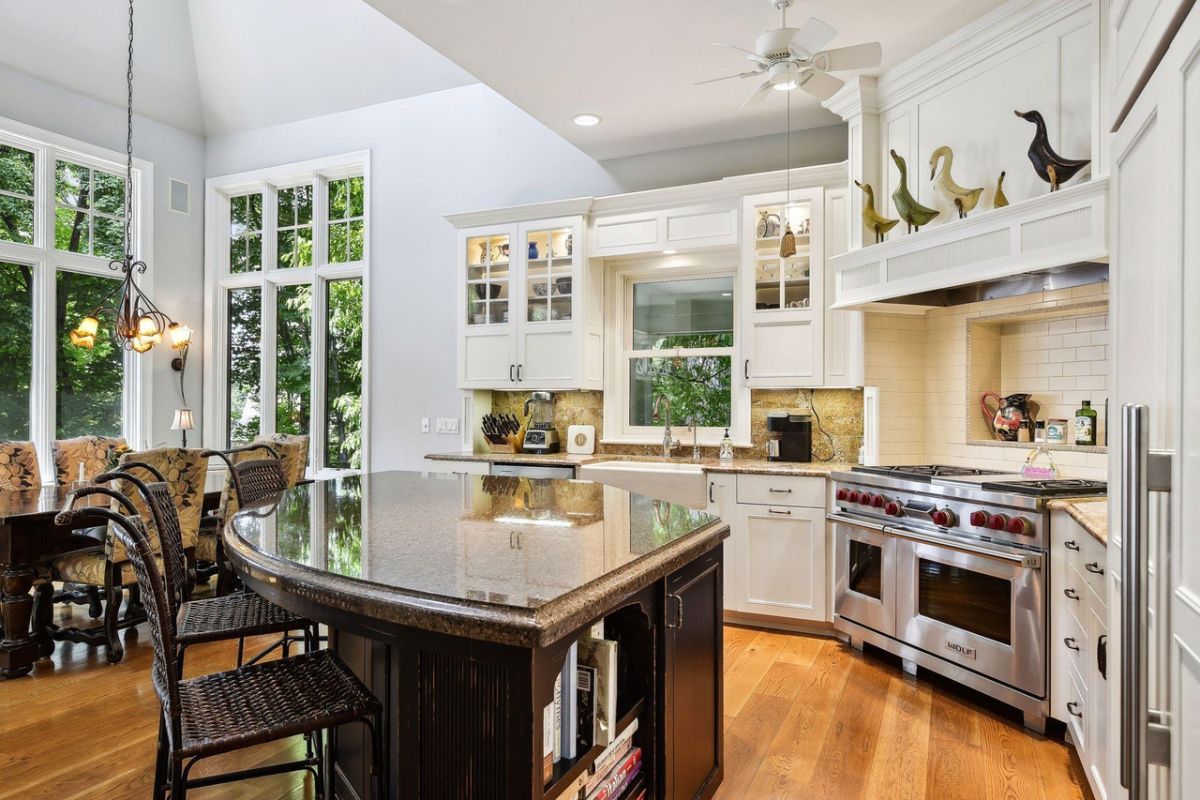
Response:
[814,42,883,72]
[695,70,763,85]
[741,80,775,109]
[797,69,845,102]
[791,17,837,57]
[712,42,769,65]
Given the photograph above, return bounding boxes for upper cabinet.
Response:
[740,188,825,388]
[1109,0,1195,130]
[458,215,602,391]
[589,201,737,258]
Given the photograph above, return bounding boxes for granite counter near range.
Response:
[225,471,728,800]
[425,450,856,478]
[1049,497,1108,545]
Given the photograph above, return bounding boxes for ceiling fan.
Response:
[698,0,883,108]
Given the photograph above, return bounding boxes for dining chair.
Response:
[0,440,42,489]
[51,435,128,485]
[54,492,384,800]
[106,462,315,671]
[252,433,309,488]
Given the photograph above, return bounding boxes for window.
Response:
[605,259,746,446]
[0,120,149,476]
[207,154,368,475]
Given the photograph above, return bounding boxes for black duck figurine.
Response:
[1014,110,1090,192]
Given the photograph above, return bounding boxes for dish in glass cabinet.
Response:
[532,283,549,297]
[474,283,502,300]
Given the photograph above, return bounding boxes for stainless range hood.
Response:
[873,260,1109,307]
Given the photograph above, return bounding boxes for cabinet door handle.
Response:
[1099,634,1108,681]
[1064,588,1080,600]
[1065,636,1080,652]
[744,359,750,380]
[516,364,523,382]
[709,482,715,503]
[1085,561,1105,575]
[667,593,683,629]
[1068,701,1083,718]
[768,508,792,516]
[1064,539,1080,551]
[509,530,515,549]
[769,488,793,494]
[509,364,515,382]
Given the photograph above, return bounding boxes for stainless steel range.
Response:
[829,464,1106,732]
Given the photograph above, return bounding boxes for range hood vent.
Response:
[874,260,1108,307]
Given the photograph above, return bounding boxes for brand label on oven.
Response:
[945,641,978,660]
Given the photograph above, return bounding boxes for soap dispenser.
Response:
[719,429,734,463]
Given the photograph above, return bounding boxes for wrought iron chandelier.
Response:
[70,0,191,355]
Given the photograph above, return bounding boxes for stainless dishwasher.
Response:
[489,462,576,479]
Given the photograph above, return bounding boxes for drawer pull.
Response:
[1064,588,1080,600]
[767,508,792,516]
[769,488,793,494]
[1064,540,1080,551]
[1064,636,1080,652]
[1085,561,1105,575]
[1067,701,1083,718]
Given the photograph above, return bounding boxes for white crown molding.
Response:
[445,196,593,228]
[874,0,1093,113]
[823,76,880,120]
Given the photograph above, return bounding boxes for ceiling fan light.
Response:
[772,80,799,91]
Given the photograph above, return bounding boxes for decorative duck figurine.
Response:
[1014,110,1090,191]
[994,171,1010,208]
[929,145,984,218]
[854,180,899,243]
[890,149,939,233]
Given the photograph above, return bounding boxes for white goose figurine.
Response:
[929,145,984,219]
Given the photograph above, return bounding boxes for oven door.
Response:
[831,514,896,637]
[894,528,1046,697]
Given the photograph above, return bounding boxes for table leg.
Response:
[1,563,39,678]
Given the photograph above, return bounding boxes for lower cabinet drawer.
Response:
[1066,664,1088,751]
[736,474,825,508]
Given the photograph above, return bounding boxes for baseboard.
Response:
[723,611,837,637]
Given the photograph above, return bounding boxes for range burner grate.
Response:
[852,464,1012,481]
[982,478,1108,497]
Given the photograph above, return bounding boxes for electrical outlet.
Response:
[420,417,430,433]
[436,417,459,434]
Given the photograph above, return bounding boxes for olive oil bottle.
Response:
[1074,400,1098,446]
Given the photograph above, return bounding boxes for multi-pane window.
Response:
[229,193,263,273]
[327,176,364,264]
[212,161,366,474]
[277,185,313,268]
[55,270,124,438]
[0,261,33,438]
[0,145,35,245]
[55,160,126,260]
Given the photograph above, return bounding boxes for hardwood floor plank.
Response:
[803,654,892,800]
[1032,732,1090,800]
[723,630,787,716]
[722,623,761,672]
[975,709,1047,800]
[925,689,988,800]
[861,673,934,800]
[717,691,794,797]
[773,631,823,669]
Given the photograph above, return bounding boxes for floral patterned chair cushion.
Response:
[252,433,309,487]
[116,448,207,552]
[50,546,164,587]
[52,436,128,486]
[196,527,219,562]
[0,441,41,490]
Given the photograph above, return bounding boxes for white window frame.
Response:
[602,252,750,447]
[0,114,153,483]
[203,151,370,479]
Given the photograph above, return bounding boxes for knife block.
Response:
[485,428,525,454]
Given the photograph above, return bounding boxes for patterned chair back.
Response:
[52,435,128,486]
[252,433,309,487]
[116,448,207,551]
[0,441,41,490]
[99,467,187,610]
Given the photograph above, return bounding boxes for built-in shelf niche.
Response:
[966,300,1110,453]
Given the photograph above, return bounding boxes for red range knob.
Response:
[969,510,989,527]
[932,509,957,528]
[871,494,886,508]
[847,491,861,503]
[1007,517,1035,536]
[860,493,875,506]
[885,501,904,517]
[989,514,1009,531]
[836,488,849,502]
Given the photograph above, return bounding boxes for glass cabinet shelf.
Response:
[524,227,573,323]
[751,201,813,311]
[466,234,511,326]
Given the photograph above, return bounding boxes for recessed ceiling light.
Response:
[573,113,601,127]
[662,249,678,255]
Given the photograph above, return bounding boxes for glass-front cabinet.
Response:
[458,215,599,390]
[740,188,825,388]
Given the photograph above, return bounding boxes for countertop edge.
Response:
[425,451,854,477]
[1048,497,1108,545]
[223,505,729,649]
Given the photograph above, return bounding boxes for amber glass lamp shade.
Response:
[69,328,96,348]
[168,322,193,350]
[130,335,153,353]
[137,315,162,343]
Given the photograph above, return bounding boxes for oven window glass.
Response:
[917,559,1012,645]
[848,539,883,600]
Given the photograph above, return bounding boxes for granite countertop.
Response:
[426,451,856,478]
[1049,498,1108,545]
[225,471,728,648]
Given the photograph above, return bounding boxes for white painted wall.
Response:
[0,64,207,450]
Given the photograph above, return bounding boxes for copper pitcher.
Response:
[981,392,1039,442]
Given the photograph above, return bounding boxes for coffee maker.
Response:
[521,391,561,454]
[766,412,813,462]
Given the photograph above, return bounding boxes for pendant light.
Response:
[69,0,191,357]
[779,89,797,258]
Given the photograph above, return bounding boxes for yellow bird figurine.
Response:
[929,145,984,218]
[994,171,1010,208]
[890,149,939,233]
[855,180,899,243]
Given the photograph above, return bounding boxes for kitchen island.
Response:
[225,470,728,800]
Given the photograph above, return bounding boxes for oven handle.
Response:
[885,526,1037,566]
[826,513,887,533]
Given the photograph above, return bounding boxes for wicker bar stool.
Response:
[55,492,384,800]
[102,463,315,670]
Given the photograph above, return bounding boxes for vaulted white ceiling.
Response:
[0,0,476,138]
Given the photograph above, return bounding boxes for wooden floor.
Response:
[0,605,1091,800]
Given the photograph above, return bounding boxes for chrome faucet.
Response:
[652,395,680,457]
[687,416,702,462]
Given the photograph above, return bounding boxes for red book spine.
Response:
[589,748,642,800]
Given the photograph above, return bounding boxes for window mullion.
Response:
[261,280,277,439]
[32,258,53,482]
[311,277,327,474]
[314,173,328,270]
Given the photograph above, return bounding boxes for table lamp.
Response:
[171,408,195,447]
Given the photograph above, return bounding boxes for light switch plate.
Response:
[436,417,459,434]
[421,418,430,433]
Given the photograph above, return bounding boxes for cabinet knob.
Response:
[767,508,793,516]
[1067,701,1083,718]
[1085,561,1104,575]
[1064,636,1080,652]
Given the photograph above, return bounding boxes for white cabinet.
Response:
[590,202,738,258]
[1109,0,1194,128]
[822,187,865,387]
[457,216,602,390]
[740,188,826,388]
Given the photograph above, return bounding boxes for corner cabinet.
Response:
[457,215,603,390]
[740,188,826,388]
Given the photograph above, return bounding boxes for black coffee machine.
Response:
[766,412,813,462]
